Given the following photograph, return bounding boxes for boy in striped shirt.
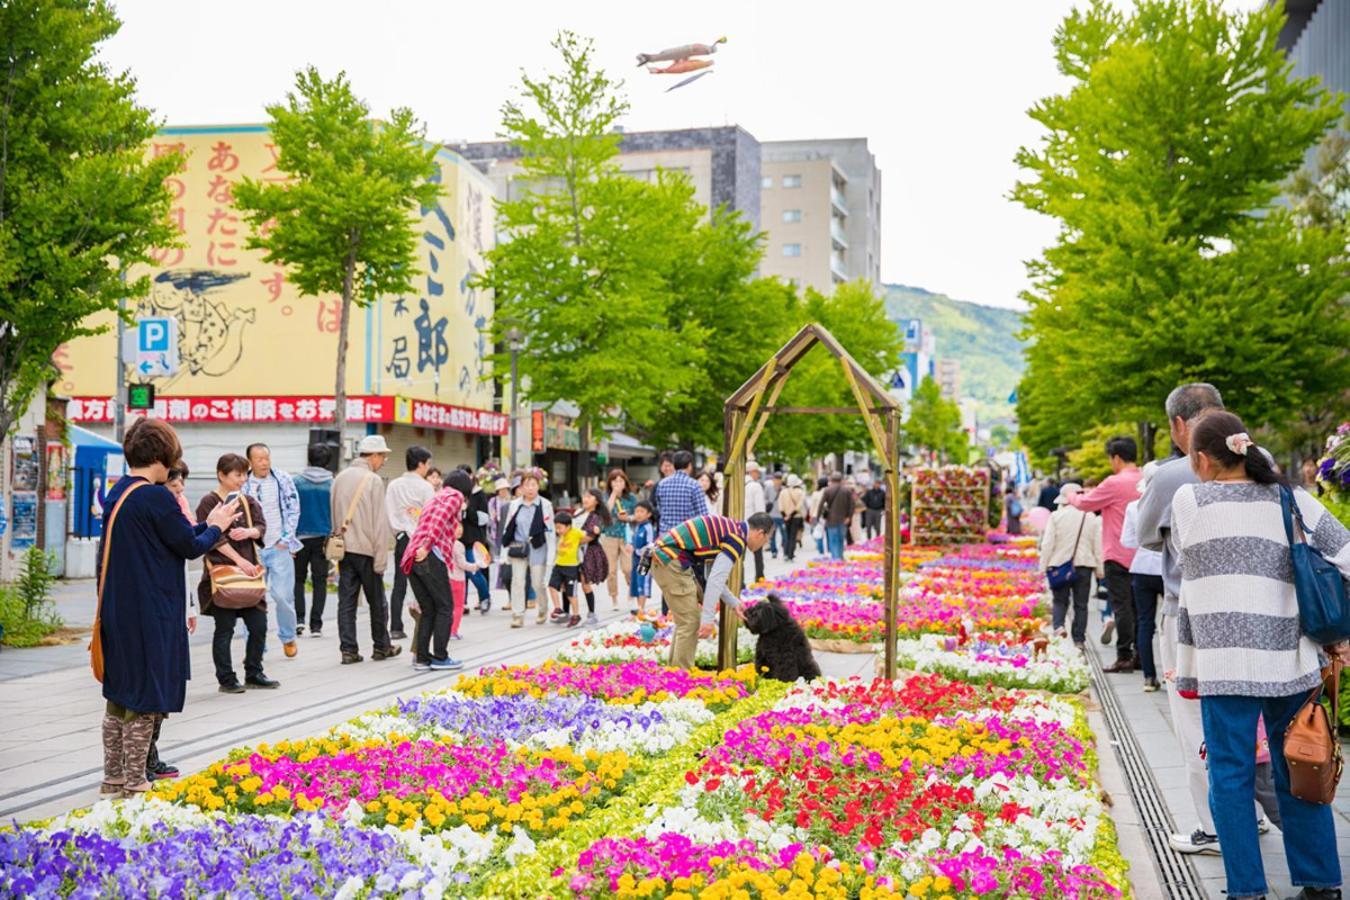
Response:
[649,512,775,668]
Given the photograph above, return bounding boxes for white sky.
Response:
[100,0,1261,310]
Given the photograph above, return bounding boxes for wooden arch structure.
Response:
[719,323,906,678]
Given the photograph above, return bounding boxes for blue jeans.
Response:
[259,545,297,643]
[1201,693,1342,898]
[825,524,847,560]
[463,543,490,606]
[1131,574,1163,679]
[769,515,785,555]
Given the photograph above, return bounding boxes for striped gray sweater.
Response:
[1171,481,1350,698]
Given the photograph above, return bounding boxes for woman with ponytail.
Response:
[1172,409,1350,900]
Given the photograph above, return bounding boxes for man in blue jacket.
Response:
[293,444,334,638]
[244,443,302,656]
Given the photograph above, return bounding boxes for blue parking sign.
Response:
[139,318,171,353]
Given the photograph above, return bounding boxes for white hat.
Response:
[1055,483,1083,505]
[493,477,510,492]
[787,474,803,488]
[357,434,390,455]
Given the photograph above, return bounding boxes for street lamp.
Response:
[506,327,523,469]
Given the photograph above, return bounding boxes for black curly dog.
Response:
[744,593,821,683]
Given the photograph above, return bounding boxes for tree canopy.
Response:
[233,67,440,441]
[904,375,968,464]
[0,0,181,437]
[1013,0,1349,458]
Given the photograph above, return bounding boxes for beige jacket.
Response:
[1038,505,1104,576]
[778,486,806,519]
[330,458,392,572]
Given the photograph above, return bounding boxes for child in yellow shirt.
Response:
[549,512,583,627]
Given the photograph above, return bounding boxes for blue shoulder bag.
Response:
[1046,514,1086,590]
[1279,486,1350,644]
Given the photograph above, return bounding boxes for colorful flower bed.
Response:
[0,537,1126,897]
[555,620,757,668]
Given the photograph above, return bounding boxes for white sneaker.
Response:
[1256,816,1272,835]
[585,613,599,627]
[1168,828,1221,855]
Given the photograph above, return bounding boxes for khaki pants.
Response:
[651,558,702,669]
[510,556,548,620]
[599,534,632,603]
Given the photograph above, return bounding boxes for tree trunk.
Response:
[1137,421,1157,463]
[334,253,356,448]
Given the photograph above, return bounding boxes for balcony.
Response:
[830,220,848,250]
[831,186,848,216]
[830,253,848,281]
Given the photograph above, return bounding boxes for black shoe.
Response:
[150,759,180,779]
[341,652,363,665]
[296,624,305,636]
[390,630,407,640]
[218,682,245,694]
[1295,889,1343,900]
[245,675,280,689]
[372,645,403,661]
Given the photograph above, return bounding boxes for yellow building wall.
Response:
[57,125,495,411]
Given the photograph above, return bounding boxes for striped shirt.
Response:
[1172,481,1350,698]
[653,515,748,569]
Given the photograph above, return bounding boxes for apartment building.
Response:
[450,125,762,232]
[759,138,882,294]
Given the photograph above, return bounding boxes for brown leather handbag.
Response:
[90,481,147,683]
[208,497,267,609]
[1284,659,1344,804]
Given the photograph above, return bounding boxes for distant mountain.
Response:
[883,284,1024,426]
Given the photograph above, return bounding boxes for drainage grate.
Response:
[1088,649,1207,900]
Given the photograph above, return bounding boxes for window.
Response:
[761,175,773,189]
[782,243,802,257]
[782,209,802,223]
[782,174,802,188]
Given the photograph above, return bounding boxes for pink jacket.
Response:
[1069,468,1142,568]
[447,542,484,583]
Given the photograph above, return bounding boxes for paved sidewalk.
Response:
[0,550,838,824]
[1087,606,1350,900]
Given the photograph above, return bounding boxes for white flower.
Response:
[502,826,537,863]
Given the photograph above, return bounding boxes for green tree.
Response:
[640,211,799,450]
[757,281,903,463]
[480,32,707,445]
[0,0,181,437]
[905,375,968,463]
[1065,422,1171,484]
[1013,0,1349,459]
[233,67,439,442]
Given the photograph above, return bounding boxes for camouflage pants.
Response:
[102,702,162,788]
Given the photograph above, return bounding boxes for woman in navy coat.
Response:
[99,418,237,796]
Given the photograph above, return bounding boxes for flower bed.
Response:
[555,620,757,668]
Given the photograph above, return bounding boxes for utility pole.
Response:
[114,297,126,441]
[507,327,523,470]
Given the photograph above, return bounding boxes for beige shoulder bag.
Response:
[325,474,374,562]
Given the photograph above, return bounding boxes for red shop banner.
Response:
[68,395,507,436]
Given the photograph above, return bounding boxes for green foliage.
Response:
[479,32,711,435]
[757,281,903,462]
[0,0,182,437]
[0,550,62,648]
[1013,0,1349,458]
[904,376,968,463]
[233,66,440,439]
[1065,423,1170,484]
[883,285,1023,426]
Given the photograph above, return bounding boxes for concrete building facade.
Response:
[450,126,762,232]
[759,138,882,295]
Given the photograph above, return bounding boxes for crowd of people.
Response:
[1029,383,1349,900]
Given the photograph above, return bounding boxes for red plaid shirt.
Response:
[399,487,464,574]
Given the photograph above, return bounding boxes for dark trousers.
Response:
[1103,560,1135,661]
[408,556,453,664]
[293,536,329,630]
[337,552,392,655]
[211,605,267,686]
[752,548,764,584]
[784,517,803,561]
[389,533,411,633]
[1132,573,1163,679]
[1050,567,1093,644]
[862,509,883,539]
